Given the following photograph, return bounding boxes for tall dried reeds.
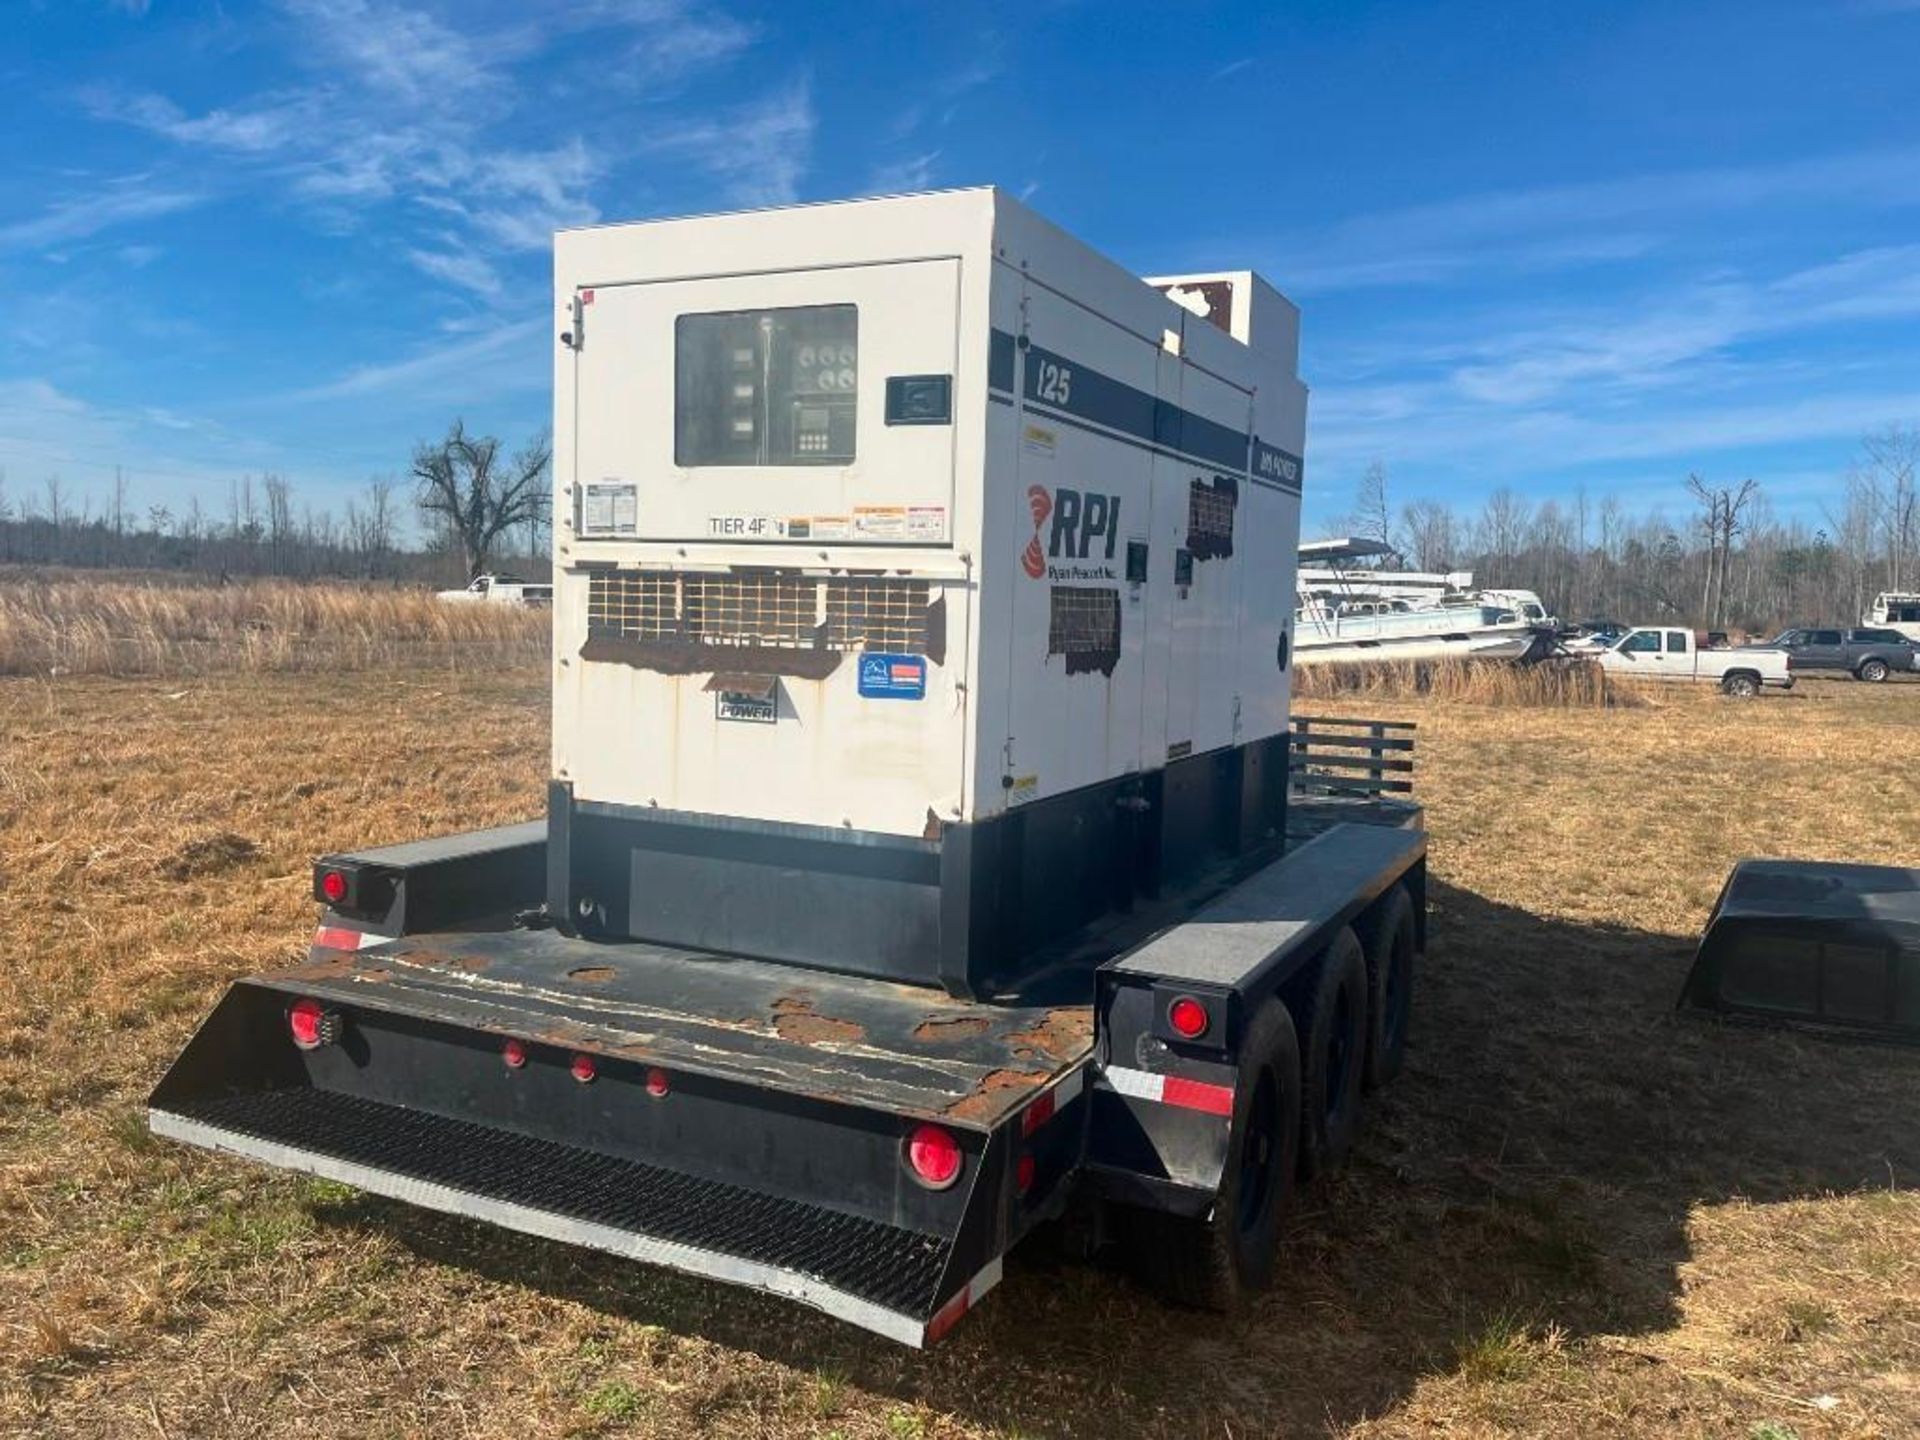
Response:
[0,579,548,676]
[1293,657,1623,707]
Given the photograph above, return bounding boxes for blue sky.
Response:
[3,0,1918,536]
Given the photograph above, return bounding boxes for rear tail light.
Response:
[904,1123,963,1189]
[1168,995,1209,1039]
[318,869,349,904]
[288,997,337,1050]
[645,1067,670,1098]
[570,1053,597,1084]
[502,1038,528,1069]
[1015,1154,1036,1195]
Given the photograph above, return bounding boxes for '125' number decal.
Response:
[1034,359,1073,406]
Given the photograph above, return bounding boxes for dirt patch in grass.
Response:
[0,668,1916,1437]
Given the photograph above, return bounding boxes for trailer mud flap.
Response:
[1679,860,1920,1043]
[150,978,1020,1346]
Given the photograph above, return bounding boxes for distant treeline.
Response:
[0,469,549,586]
[1332,427,1918,632]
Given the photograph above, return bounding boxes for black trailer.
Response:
[153,772,1425,1346]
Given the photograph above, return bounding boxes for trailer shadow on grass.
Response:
[318,878,1920,1438]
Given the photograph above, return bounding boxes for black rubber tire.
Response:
[1125,999,1301,1312]
[1358,885,1417,1092]
[1859,658,1890,683]
[1296,926,1368,1181]
[1721,672,1759,697]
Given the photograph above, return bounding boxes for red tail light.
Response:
[1015,1154,1036,1195]
[645,1067,670,1098]
[288,997,334,1050]
[904,1123,963,1189]
[318,869,349,904]
[502,1038,528,1069]
[1168,995,1209,1039]
[570,1053,597,1084]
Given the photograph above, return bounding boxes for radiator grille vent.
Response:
[1048,585,1121,668]
[588,572,932,653]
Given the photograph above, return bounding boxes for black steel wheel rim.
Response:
[1236,1070,1278,1235]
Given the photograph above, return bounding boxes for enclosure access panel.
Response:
[550,188,1308,996]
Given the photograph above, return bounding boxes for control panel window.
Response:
[675,305,857,467]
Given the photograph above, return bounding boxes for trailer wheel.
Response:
[1127,998,1301,1311]
[1296,926,1368,1180]
[1359,885,1417,1092]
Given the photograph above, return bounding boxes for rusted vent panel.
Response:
[1187,475,1237,561]
[1048,586,1121,676]
[588,572,931,653]
[827,577,932,651]
[587,571,677,640]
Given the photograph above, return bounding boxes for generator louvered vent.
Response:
[1048,585,1122,677]
[588,571,932,653]
[1187,475,1237,561]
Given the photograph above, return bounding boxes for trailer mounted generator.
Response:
[153,188,1428,1346]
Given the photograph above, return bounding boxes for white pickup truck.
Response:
[1593,626,1792,695]
[436,573,553,606]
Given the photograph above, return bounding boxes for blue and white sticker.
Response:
[857,653,927,700]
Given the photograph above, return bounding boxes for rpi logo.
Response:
[1021,484,1122,579]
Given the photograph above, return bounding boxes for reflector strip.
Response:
[1019,1064,1087,1137]
[923,1256,1003,1343]
[1098,1064,1235,1116]
[312,926,392,952]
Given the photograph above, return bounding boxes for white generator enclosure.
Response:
[548,188,1307,996]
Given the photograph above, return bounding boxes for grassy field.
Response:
[1,662,1916,1438]
[0,576,547,676]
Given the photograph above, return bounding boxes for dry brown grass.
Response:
[1296,657,1623,708]
[1,664,1916,1438]
[0,576,547,677]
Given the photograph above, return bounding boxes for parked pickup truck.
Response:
[1593,626,1792,695]
[1757,627,1919,683]
[436,573,553,606]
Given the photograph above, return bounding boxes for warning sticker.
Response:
[1007,774,1039,806]
[906,505,948,541]
[580,481,637,536]
[1022,424,1056,459]
[854,506,907,540]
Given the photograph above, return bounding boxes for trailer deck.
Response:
[265,926,1096,1128]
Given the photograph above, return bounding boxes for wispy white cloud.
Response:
[1271,146,1920,293]
[864,151,940,196]
[278,317,546,403]
[0,180,203,252]
[406,243,503,298]
[646,80,815,206]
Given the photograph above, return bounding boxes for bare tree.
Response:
[1351,460,1392,546]
[1858,424,1919,592]
[1687,474,1760,628]
[1398,498,1456,572]
[412,420,552,581]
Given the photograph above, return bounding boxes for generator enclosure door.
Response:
[571,260,960,546]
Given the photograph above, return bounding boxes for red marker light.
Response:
[1015,1154,1036,1195]
[570,1053,597,1084]
[319,870,349,904]
[1168,996,1209,1040]
[905,1123,963,1189]
[288,997,330,1050]
[645,1067,670,1098]
[502,1038,527,1069]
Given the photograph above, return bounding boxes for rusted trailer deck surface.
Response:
[275,929,1095,1128]
[268,801,1420,1131]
